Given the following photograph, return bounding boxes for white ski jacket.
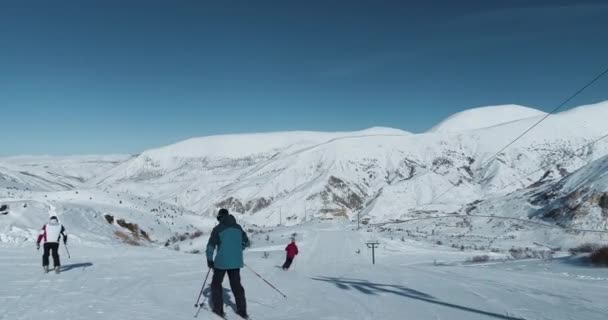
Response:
[37,221,67,244]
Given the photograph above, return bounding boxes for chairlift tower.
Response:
[366,241,380,265]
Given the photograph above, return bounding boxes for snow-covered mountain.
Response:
[0,155,130,191]
[1,102,608,246]
[87,102,608,226]
[429,104,547,133]
[480,153,608,232]
[372,154,608,252]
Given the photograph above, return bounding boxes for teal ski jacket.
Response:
[206,214,250,270]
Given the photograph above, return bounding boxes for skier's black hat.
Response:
[217,208,229,222]
[50,216,58,221]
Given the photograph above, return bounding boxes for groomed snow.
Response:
[1,221,606,320]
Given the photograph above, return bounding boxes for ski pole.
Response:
[244,264,287,298]
[64,244,71,259]
[194,268,211,308]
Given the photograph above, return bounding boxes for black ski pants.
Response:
[42,243,60,267]
[282,257,294,270]
[211,268,246,315]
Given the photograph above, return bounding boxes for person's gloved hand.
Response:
[207,260,214,269]
[63,239,67,245]
[36,243,40,251]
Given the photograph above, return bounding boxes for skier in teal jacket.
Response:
[206,208,250,318]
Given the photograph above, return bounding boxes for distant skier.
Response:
[282,238,299,270]
[206,208,250,319]
[36,216,68,274]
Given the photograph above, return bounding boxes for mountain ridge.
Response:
[2,102,608,247]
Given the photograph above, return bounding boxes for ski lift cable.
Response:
[484,132,608,194]
[429,65,608,204]
[370,133,608,234]
[482,66,608,169]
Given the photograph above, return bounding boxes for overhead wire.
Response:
[429,65,608,204]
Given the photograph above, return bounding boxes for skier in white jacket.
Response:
[36,216,68,273]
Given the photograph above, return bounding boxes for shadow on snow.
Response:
[203,287,238,314]
[311,276,526,320]
[60,262,93,272]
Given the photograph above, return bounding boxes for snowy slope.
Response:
[429,105,547,133]
[2,102,608,249]
[0,155,129,191]
[495,153,608,231]
[0,155,129,181]
[1,221,607,320]
[85,102,608,228]
[2,103,608,320]
[413,154,608,252]
[0,188,215,247]
[0,165,74,191]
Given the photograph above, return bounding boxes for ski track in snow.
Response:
[1,221,607,320]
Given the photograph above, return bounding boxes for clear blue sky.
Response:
[2,0,608,155]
